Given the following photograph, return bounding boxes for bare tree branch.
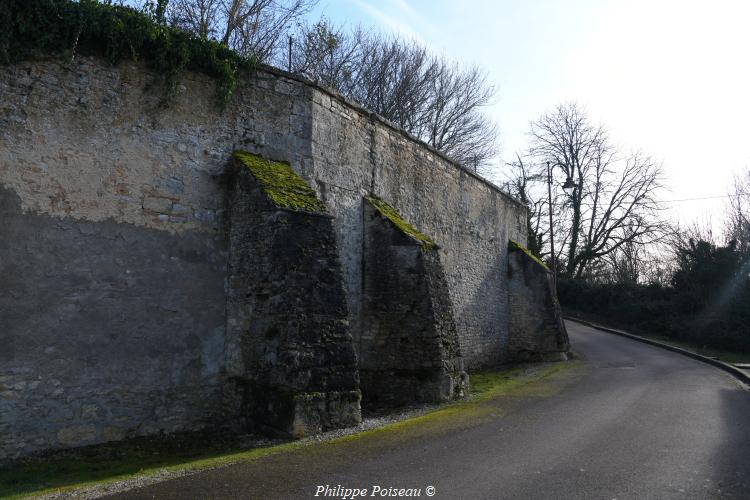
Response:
[168,0,317,62]
[528,102,667,280]
[288,24,498,170]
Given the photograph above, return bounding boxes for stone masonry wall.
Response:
[226,153,361,436]
[0,58,303,461]
[304,87,527,369]
[360,198,466,409]
[0,56,527,460]
[0,183,228,460]
[507,242,570,361]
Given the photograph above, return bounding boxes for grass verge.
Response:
[0,361,580,499]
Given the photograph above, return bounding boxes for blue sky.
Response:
[310,0,750,229]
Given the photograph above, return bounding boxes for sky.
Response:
[308,0,750,232]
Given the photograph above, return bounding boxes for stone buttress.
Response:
[359,196,468,408]
[225,151,361,436]
[507,240,570,361]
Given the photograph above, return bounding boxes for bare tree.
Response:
[422,61,497,169]
[290,24,498,170]
[727,168,750,253]
[503,153,551,258]
[135,1,499,170]
[604,225,646,283]
[528,102,666,278]
[168,0,317,62]
[169,0,219,39]
[290,19,369,94]
[353,35,436,138]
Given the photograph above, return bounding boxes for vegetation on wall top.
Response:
[509,239,549,271]
[233,151,329,214]
[366,196,437,250]
[0,0,256,104]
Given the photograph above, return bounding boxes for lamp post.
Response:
[546,161,577,290]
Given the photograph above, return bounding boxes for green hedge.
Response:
[558,277,750,354]
[1,0,255,104]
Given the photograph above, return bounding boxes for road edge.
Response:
[565,316,750,389]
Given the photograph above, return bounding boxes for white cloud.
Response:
[352,0,427,41]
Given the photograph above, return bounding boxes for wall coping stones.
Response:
[255,64,525,210]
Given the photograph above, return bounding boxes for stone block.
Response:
[80,404,102,421]
[57,425,97,445]
[102,426,126,442]
[142,196,172,213]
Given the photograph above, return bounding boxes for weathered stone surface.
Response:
[226,153,361,436]
[0,56,526,371]
[507,241,570,361]
[0,185,228,462]
[0,55,553,461]
[360,197,467,408]
[57,425,97,446]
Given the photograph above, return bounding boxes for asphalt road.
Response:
[112,321,750,499]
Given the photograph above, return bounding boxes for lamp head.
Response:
[562,177,577,193]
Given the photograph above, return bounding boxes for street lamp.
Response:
[546,161,578,290]
[562,176,577,193]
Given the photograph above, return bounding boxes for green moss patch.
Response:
[0,431,298,499]
[509,239,549,271]
[1,0,255,105]
[234,151,328,214]
[365,196,436,249]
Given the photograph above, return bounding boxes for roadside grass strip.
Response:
[0,361,580,499]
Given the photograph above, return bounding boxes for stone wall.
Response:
[305,90,528,369]
[360,197,466,409]
[507,241,570,361]
[226,153,361,436]
[0,55,541,461]
[0,183,228,458]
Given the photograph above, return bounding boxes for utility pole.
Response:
[547,161,557,290]
[288,35,293,73]
[547,160,577,290]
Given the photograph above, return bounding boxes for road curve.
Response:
[112,321,750,499]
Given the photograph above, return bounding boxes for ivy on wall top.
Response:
[0,0,256,105]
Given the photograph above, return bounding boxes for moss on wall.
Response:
[233,151,328,213]
[509,239,549,271]
[365,196,436,250]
